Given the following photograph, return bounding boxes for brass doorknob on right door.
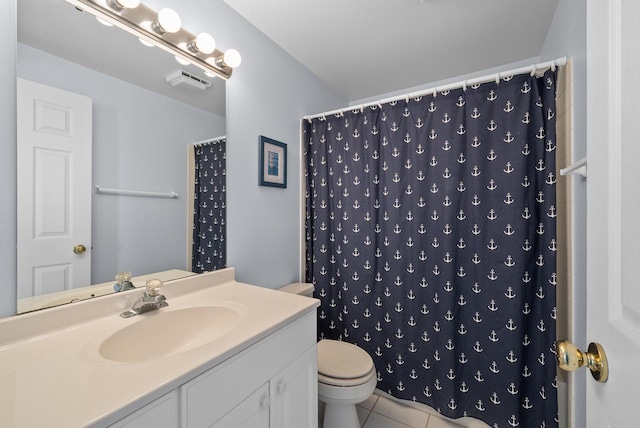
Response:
[556,340,609,383]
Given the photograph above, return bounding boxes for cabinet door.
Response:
[270,345,318,428]
[109,390,179,428]
[212,383,270,428]
[182,312,316,428]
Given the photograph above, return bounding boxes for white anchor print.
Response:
[305,73,558,427]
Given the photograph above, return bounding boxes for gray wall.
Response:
[0,1,17,317]
[164,0,346,289]
[540,0,587,426]
[17,44,225,290]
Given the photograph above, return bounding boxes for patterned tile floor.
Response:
[320,392,490,428]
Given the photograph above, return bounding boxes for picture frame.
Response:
[259,136,287,188]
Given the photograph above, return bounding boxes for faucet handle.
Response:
[145,279,164,296]
[115,271,132,284]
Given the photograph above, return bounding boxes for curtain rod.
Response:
[193,135,227,146]
[303,57,567,122]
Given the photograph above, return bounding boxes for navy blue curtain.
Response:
[305,70,558,427]
[192,138,226,272]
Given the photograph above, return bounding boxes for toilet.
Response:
[278,283,377,428]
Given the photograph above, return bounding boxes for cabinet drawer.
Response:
[181,311,316,428]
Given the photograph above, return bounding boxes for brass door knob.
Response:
[556,340,609,382]
[73,244,87,255]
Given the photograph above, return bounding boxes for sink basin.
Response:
[99,306,241,363]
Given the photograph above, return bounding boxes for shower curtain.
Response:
[192,138,226,272]
[305,70,558,427]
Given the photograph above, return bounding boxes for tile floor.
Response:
[319,392,490,428]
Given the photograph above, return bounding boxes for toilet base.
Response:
[322,402,360,428]
[318,373,376,428]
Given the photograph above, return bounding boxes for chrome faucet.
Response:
[114,271,136,292]
[120,279,168,318]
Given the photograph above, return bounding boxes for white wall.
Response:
[350,57,542,107]
[17,44,226,289]
[0,1,17,317]
[540,0,587,426]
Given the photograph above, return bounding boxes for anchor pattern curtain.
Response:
[192,138,226,272]
[305,70,558,427]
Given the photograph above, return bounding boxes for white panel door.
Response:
[16,78,92,298]
[586,0,640,426]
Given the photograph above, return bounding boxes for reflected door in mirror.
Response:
[16,78,93,298]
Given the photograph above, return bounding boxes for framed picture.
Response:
[259,136,287,188]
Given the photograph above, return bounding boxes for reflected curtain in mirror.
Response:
[192,138,226,272]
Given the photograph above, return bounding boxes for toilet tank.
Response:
[278,282,315,297]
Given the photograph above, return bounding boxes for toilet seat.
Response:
[317,339,375,387]
[318,368,375,387]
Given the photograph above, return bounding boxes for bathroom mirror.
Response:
[16,0,227,313]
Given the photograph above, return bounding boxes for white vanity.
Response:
[0,268,319,427]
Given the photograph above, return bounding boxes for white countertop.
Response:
[0,268,319,427]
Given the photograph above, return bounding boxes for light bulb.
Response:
[154,8,181,33]
[188,33,216,55]
[116,0,140,8]
[138,38,154,47]
[96,17,113,26]
[175,56,190,65]
[223,49,241,68]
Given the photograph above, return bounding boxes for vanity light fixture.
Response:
[65,0,240,80]
[188,33,216,55]
[206,48,242,70]
[96,17,113,26]
[218,49,242,69]
[107,0,140,11]
[152,8,181,34]
[175,56,190,66]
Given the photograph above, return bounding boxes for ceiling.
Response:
[18,1,560,113]
[223,0,560,102]
[17,0,226,117]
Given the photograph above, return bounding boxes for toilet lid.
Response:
[317,339,374,379]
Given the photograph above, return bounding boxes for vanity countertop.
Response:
[0,268,319,427]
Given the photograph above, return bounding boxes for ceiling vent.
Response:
[165,70,212,90]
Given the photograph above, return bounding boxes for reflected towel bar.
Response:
[95,186,178,199]
[559,157,587,178]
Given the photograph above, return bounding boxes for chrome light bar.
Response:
[65,0,236,80]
